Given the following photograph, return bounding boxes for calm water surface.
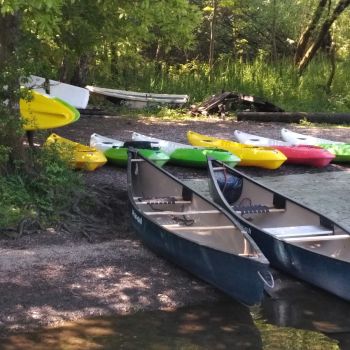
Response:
[0,271,349,350]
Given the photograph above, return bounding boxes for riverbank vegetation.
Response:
[1,0,350,231]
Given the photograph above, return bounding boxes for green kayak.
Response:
[105,147,169,167]
[131,132,241,168]
[319,144,350,163]
[169,148,240,168]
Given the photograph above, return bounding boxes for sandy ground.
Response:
[0,113,349,335]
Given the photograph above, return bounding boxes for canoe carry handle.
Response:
[257,270,274,289]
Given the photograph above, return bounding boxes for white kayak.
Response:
[90,133,160,153]
[131,132,193,154]
[281,128,345,146]
[86,86,189,104]
[24,75,90,109]
[234,130,290,147]
[90,133,124,152]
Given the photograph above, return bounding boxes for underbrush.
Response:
[0,145,83,235]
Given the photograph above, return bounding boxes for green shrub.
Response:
[0,144,83,231]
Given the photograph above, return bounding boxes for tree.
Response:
[295,0,350,74]
[0,1,65,171]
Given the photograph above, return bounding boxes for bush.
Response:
[0,144,83,231]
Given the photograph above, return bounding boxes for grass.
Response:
[92,56,350,114]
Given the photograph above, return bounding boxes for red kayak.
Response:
[273,145,334,167]
[233,130,335,167]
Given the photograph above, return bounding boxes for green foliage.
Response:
[0,145,82,230]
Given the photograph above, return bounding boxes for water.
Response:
[1,270,349,350]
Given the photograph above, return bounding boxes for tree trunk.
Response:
[208,0,218,70]
[294,0,329,65]
[71,53,91,87]
[297,0,350,74]
[0,13,26,172]
[325,41,336,94]
[271,0,278,61]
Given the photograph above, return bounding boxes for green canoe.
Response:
[319,144,350,163]
[105,147,169,167]
[169,148,240,168]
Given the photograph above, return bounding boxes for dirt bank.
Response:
[0,114,349,335]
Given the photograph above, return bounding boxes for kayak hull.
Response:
[319,144,350,163]
[187,131,286,170]
[233,130,335,167]
[105,148,169,167]
[169,148,240,168]
[20,91,79,130]
[45,134,107,171]
[25,75,90,109]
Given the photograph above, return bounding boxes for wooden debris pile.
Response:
[190,91,284,117]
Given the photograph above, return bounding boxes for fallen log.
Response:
[237,112,350,124]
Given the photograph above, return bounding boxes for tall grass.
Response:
[95,57,350,112]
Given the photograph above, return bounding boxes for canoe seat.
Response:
[232,204,284,215]
[284,234,349,243]
[264,225,333,238]
[135,196,191,205]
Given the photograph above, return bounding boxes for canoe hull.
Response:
[208,159,350,301]
[130,206,267,306]
[127,151,270,306]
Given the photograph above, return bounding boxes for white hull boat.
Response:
[281,128,345,146]
[86,86,189,107]
[24,75,90,109]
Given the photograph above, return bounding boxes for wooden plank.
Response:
[162,225,236,231]
[237,112,350,125]
[284,234,350,243]
[144,210,220,216]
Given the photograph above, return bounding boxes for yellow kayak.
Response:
[45,133,107,171]
[187,131,287,169]
[20,91,79,130]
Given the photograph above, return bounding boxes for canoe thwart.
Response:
[135,196,191,205]
[162,225,237,231]
[232,204,284,215]
[264,225,333,238]
[144,210,221,216]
